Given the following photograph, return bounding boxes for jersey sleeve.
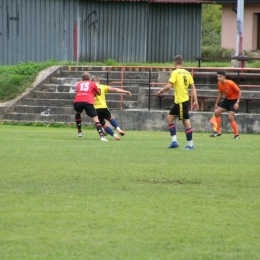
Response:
[188,74,194,85]
[168,71,176,84]
[231,81,240,91]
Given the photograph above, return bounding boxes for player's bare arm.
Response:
[108,87,132,97]
[157,83,172,95]
[233,89,242,110]
[94,89,101,96]
[190,84,199,110]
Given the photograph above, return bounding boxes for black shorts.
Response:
[218,98,238,112]
[96,108,112,126]
[169,100,190,120]
[74,102,97,118]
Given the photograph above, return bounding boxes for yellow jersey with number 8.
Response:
[168,68,194,104]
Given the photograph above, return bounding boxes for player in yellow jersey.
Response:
[157,55,199,150]
[92,77,132,140]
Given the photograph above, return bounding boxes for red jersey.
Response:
[218,79,240,100]
[74,80,100,104]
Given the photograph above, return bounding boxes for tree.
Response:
[202,4,222,47]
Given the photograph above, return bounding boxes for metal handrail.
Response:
[105,66,260,111]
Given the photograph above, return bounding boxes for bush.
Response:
[201,46,235,59]
[104,58,117,66]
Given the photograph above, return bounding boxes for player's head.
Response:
[91,76,100,83]
[81,72,90,80]
[174,55,183,66]
[217,71,226,83]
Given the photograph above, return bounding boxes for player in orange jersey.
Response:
[210,71,242,139]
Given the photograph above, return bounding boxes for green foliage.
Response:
[201,46,235,58]
[1,126,260,259]
[0,60,60,102]
[1,121,95,129]
[202,4,222,47]
[104,58,118,66]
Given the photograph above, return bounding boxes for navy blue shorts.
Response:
[169,100,190,120]
[218,98,238,112]
[74,102,97,118]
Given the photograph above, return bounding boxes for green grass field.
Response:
[1,125,260,260]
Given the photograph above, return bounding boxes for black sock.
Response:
[75,114,81,132]
[95,122,104,137]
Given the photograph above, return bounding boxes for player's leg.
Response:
[74,102,83,137]
[106,109,125,136]
[227,100,240,139]
[210,106,225,137]
[167,105,179,148]
[181,102,194,150]
[96,109,107,136]
[85,104,108,141]
[182,119,194,150]
[229,111,240,139]
[98,108,119,140]
[91,116,108,141]
[103,124,120,140]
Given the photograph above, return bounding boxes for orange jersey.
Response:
[218,79,240,100]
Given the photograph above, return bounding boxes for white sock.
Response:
[172,135,177,142]
[188,140,193,147]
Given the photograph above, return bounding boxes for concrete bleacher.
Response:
[0,65,259,133]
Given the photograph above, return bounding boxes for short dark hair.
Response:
[217,71,226,76]
[91,76,99,82]
[174,55,183,65]
[81,72,90,80]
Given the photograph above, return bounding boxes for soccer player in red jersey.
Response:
[210,71,242,139]
[73,72,107,141]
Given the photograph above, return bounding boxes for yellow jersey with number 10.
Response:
[168,68,194,104]
[94,84,109,109]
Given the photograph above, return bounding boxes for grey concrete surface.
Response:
[111,109,260,134]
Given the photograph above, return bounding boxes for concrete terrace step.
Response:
[32,92,75,99]
[5,113,78,123]
[31,91,139,102]
[40,84,142,95]
[59,70,159,80]
[14,101,137,112]
[22,98,73,107]
[14,105,74,114]
[50,77,157,86]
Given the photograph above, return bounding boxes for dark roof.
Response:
[100,0,212,3]
[99,0,260,3]
[149,0,210,2]
[150,0,211,2]
[210,0,260,3]
[99,0,260,4]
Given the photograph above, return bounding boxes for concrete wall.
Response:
[111,109,260,134]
